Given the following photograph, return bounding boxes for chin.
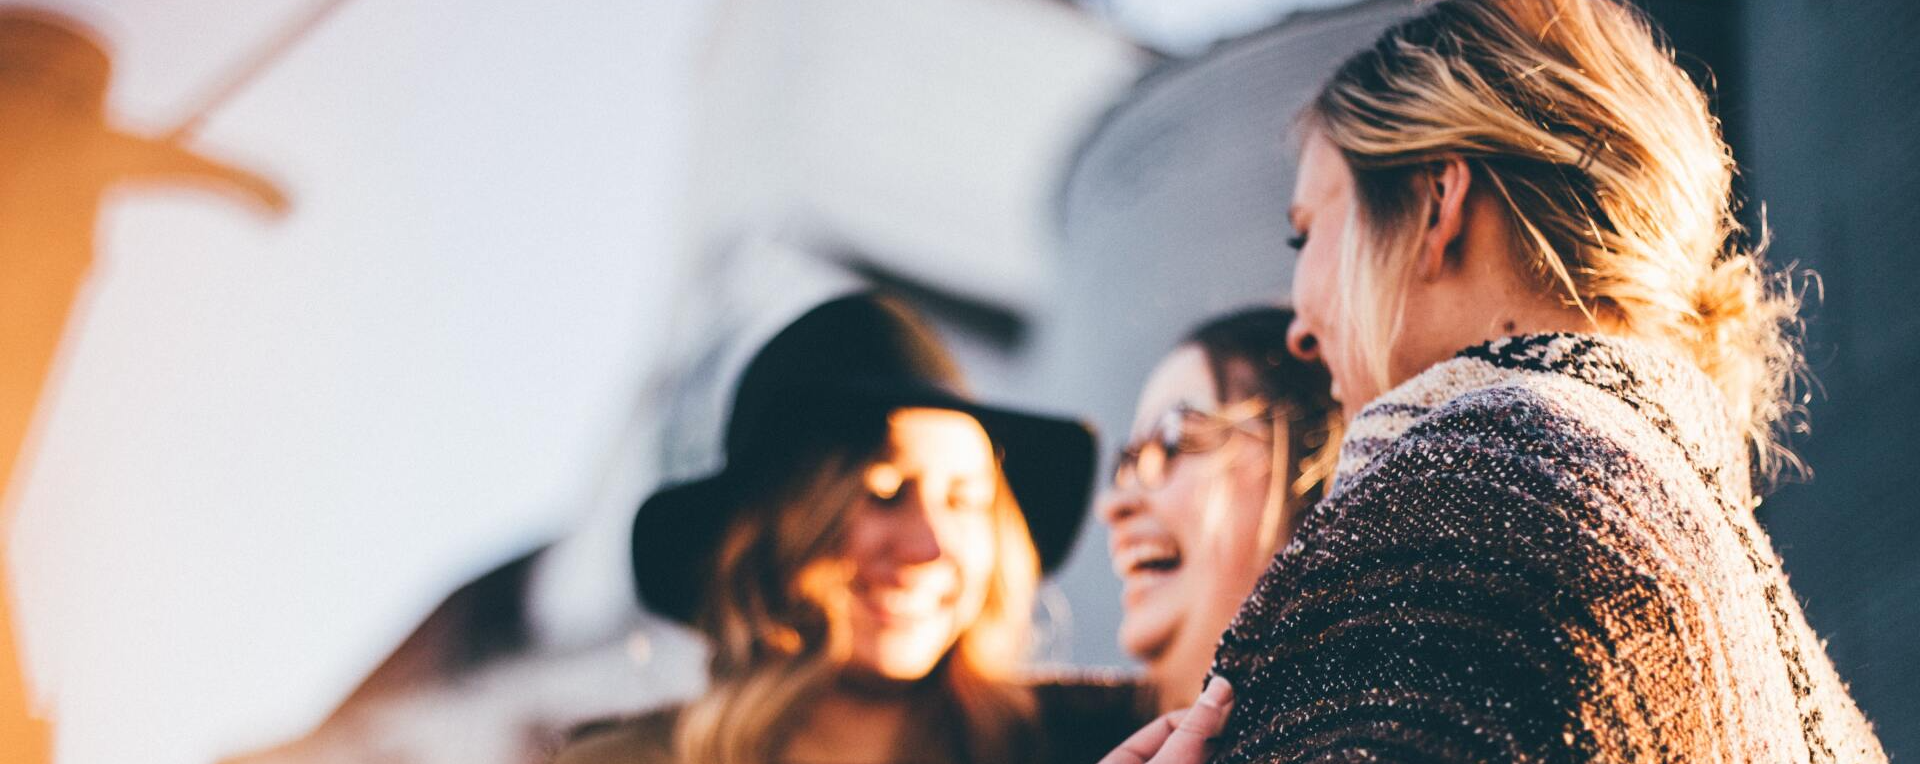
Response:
[854,634,954,681]
[855,653,944,682]
[1117,616,1176,664]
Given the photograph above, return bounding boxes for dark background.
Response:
[1647,0,1920,755]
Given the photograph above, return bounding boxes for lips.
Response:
[1110,535,1183,578]
[852,581,952,624]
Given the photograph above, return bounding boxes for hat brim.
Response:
[631,389,1095,624]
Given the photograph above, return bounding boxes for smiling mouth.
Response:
[1111,537,1183,578]
[852,584,952,624]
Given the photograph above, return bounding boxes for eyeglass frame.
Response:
[1109,396,1291,493]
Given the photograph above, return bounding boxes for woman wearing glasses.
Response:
[1098,307,1340,714]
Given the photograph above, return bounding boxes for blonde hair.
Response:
[1303,0,1806,485]
[676,437,1040,764]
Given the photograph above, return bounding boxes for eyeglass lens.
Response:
[1112,408,1186,491]
[1112,401,1279,491]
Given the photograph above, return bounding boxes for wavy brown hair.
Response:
[1303,0,1806,486]
[674,411,1040,764]
[1186,306,1343,546]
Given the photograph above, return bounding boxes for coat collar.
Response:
[1331,333,1747,501]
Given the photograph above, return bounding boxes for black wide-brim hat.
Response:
[632,293,1097,624]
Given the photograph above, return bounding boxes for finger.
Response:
[1096,710,1186,764]
[1148,676,1233,764]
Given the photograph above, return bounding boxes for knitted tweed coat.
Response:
[1208,334,1885,763]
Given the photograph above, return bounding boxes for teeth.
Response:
[1111,538,1182,576]
[861,587,945,616]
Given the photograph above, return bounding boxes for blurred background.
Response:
[0,0,1913,763]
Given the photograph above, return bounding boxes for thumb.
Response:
[1149,676,1233,763]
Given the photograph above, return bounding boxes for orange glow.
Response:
[0,597,47,764]
[1,10,288,762]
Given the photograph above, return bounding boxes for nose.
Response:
[1097,485,1142,526]
[888,491,945,567]
[1286,317,1321,363]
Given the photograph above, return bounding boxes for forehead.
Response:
[1132,347,1217,431]
[882,407,994,470]
[1292,130,1351,213]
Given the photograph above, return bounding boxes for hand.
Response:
[1099,676,1234,764]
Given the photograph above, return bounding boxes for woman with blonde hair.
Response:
[553,294,1146,764]
[1099,307,1339,713]
[1112,0,1888,762]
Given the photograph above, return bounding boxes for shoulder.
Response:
[550,706,681,764]
[1248,377,1709,658]
[1305,380,1693,594]
[1209,381,1697,761]
[1344,379,1667,516]
[1232,377,1706,673]
[1410,378,1622,459]
[1026,672,1153,762]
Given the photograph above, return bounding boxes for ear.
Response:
[1417,157,1473,280]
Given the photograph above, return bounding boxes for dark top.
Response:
[550,675,1149,764]
[1208,335,1885,763]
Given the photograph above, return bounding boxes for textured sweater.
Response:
[1208,334,1885,763]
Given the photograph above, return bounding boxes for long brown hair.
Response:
[1186,306,1343,549]
[674,408,1040,764]
[1303,0,1806,486]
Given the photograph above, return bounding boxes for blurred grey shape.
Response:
[684,0,1145,319]
[1033,0,1413,669]
[1057,0,1413,314]
[1082,0,1370,55]
[1050,0,1414,390]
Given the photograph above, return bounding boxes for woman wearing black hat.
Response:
[552,294,1146,764]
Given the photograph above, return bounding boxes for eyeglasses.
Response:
[1110,397,1278,492]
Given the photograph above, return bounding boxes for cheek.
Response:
[1215,457,1278,564]
[842,513,886,567]
[944,515,1000,594]
[1163,459,1262,565]
[1290,251,1316,303]
[1148,467,1216,532]
[1290,258,1330,338]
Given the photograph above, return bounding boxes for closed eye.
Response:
[1286,233,1308,250]
[946,478,994,513]
[865,463,906,503]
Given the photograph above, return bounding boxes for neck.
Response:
[781,681,924,764]
[1394,261,1609,389]
[1148,644,1212,714]
[1467,303,1600,345]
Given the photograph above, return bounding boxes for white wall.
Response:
[7,1,710,762]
